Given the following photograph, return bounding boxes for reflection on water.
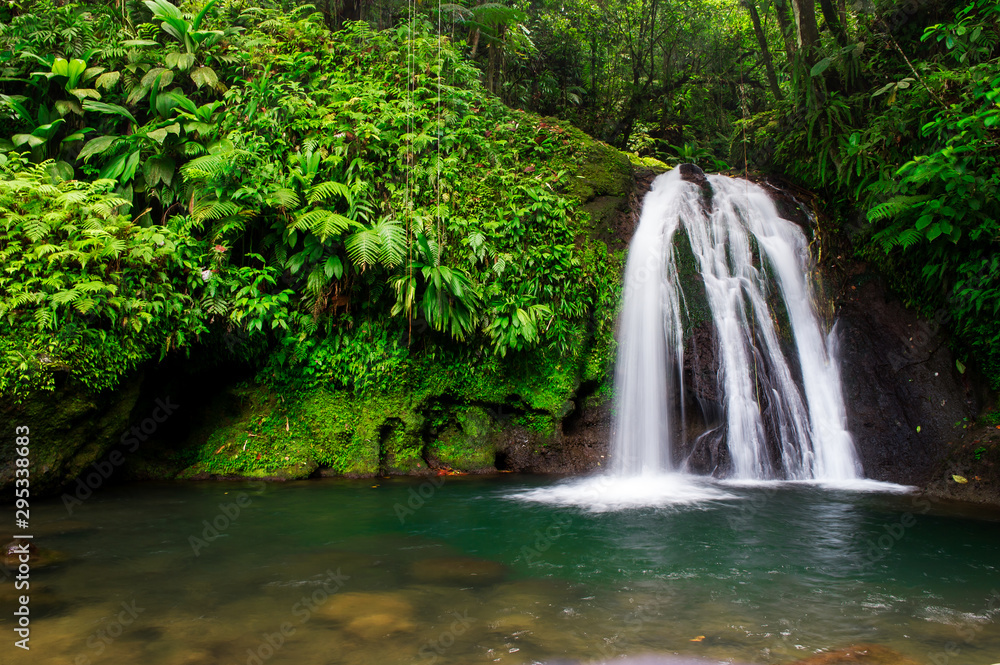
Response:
[2,476,999,664]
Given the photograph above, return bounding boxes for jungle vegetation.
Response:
[0,0,997,401]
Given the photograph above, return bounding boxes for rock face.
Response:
[837,279,979,484]
[0,377,141,496]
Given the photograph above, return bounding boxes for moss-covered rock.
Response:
[427,406,496,472]
[0,377,141,496]
[554,119,633,203]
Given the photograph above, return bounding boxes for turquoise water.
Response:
[4,475,1000,664]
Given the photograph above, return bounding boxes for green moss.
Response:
[673,228,711,335]
[428,406,496,471]
[627,153,671,171]
[380,415,429,474]
[0,378,141,495]
[535,117,632,203]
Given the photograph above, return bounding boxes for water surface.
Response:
[4,475,999,664]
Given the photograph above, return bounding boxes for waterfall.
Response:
[609,168,862,481]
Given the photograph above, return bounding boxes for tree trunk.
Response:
[818,0,849,46]
[470,28,480,58]
[790,0,821,62]
[590,33,599,99]
[745,0,783,100]
[773,0,796,61]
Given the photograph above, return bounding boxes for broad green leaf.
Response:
[62,128,94,143]
[70,88,101,101]
[143,155,176,187]
[95,71,121,90]
[54,99,83,116]
[146,127,170,144]
[82,100,137,124]
[190,66,219,89]
[810,58,833,77]
[77,135,119,161]
[324,255,343,280]
[12,133,46,148]
[46,160,74,182]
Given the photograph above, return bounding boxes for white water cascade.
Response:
[610,168,862,481]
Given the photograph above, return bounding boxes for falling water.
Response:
[610,169,862,481]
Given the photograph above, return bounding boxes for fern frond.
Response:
[307,180,352,204]
[867,195,929,222]
[293,209,352,241]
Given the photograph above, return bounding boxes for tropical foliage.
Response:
[0,2,615,398]
[1,0,998,398]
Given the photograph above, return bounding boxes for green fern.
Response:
[867,195,930,222]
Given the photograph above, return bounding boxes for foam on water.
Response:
[510,473,737,512]
[716,477,916,493]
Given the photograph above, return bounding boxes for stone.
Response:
[318,591,416,638]
[410,556,508,586]
[345,612,417,639]
[2,540,68,569]
[789,643,923,665]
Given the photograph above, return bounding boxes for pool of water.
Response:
[4,474,999,664]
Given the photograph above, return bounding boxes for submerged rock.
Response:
[410,555,508,586]
[549,655,749,665]
[318,591,416,638]
[787,643,923,664]
[2,540,68,569]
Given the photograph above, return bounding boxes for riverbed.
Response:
[4,475,999,664]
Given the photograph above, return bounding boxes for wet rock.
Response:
[0,376,142,496]
[2,540,68,569]
[410,556,508,586]
[837,279,979,484]
[678,163,713,210]
[318,591,416,638]
[788,643,923,665]
[345,612,417,639]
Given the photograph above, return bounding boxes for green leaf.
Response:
[810,58,833,77]
[77,135,119,161]
[146,127,170,144]
[190,66,219,89]
[956,359,966,374]
[144,155,176,187]
[12,133,46,148]
[70,88,101,101]
[324,255,343,280]
[95,71,121,91]
[191,0,221,30]
[82,100,137,124]
[46,160,74,182]
[54,99,83,116]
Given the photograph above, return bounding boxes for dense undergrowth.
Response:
[0,2,629,417]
